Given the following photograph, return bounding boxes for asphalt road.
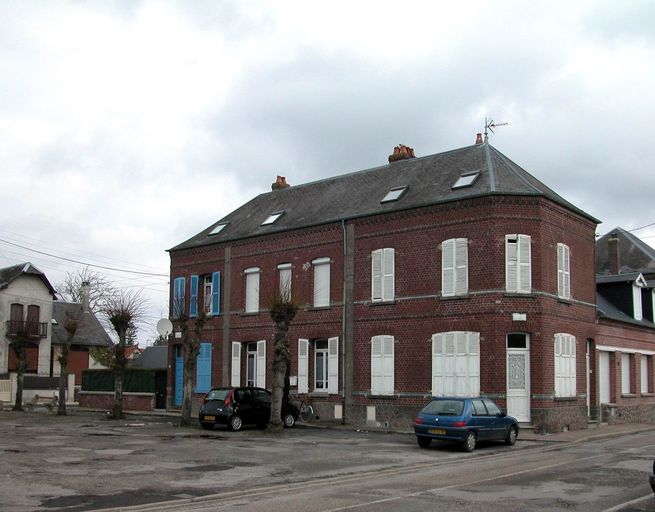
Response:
[0,409,654,511]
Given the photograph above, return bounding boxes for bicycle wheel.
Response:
[300,404,313,422]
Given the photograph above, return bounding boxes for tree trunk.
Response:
[269,319,290,433]
[12,342,26,411]
[113,370,123,419]
[57,345,69,416]
[181,355,197,427]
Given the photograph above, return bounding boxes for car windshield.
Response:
[422,399,464,416]
[205,389,229,401]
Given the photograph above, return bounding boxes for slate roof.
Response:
[596,272,644,285]
[596,292,655,329]
[51,301,113,347]
[0,262,56,296]
[130,346,168,369]
[170,142,598,252]
[596,227,655,277]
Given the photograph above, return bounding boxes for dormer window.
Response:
[262,211,284,226]
[381,186,408,203]
[209,223,228,235]
[452,171,480,189]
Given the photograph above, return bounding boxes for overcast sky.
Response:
[2,1,655,345]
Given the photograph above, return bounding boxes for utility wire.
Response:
[629,222,655,232]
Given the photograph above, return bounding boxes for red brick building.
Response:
[167,138,655,432]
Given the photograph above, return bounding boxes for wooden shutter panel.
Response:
[563,245,570,299]
[256,340,266,388]
[506,237,518,292]
[195,342,212,393]
[211,272,220,315]
[569,335,576,397]
[518,235,531,293]
[467,332,480,397]
[382,335,394,395]
[327,337,338,394]
[298,339,309,393]
[371,250,382,301]
[382,249,395,301]
[190,275,199,318]
[245,270,259,313]
[173,277,185,318]
[455,238,468,295]
[313,260,330,307]
[442,239,455,296]
[371,336,382,395]
[231,342,241,387]
[432,333,444,396]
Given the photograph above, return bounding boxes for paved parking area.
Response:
[0,408,545,511]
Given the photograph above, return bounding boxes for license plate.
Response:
[428,428,446,435]
[204,416,215,421]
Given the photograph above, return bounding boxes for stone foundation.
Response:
[78,391,155,412]
[602,403,655,424]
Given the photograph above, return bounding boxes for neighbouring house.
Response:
[0,263,112,403]
[129,345,168,409]
[167,136,655,432]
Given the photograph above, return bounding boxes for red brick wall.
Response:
[78,391,155,411]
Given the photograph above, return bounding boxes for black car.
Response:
[650,458,655,493]
[199,387,298,431]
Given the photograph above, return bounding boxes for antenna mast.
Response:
[484,117,509,142]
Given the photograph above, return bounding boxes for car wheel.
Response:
[283,413,296,428]
[200,422,214,430]
[462,431,476,452]
[416,436,431,448]
[505,425,518,446]
[228,414,243,432]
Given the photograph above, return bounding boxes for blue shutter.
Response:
[174,348,183,406]
[173,277,185,318]
[190,275,199,318]
[196,342,212,393]
[211,272,221,315]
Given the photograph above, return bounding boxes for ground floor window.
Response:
[371,335,394,395]
[431,331,480,397]
[231,340,266,388]
[641,355,651,394]
[622,353,631,394]
[554,333,576,398]
[297,337,339,394]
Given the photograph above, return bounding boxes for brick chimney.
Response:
[388,144,416,163]
[475,133,483,144]
[608,233,620,274]
[81,281,90,312]
[271,175,290,190]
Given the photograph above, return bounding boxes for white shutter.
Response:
[298,338,309,393]
[443,332,456,396]
[382,335,394,395]
[442,239,455,296]
[554,334,561,397]
[245,269,260,313]
[622,353,630,394]
[568,336,576,397]
[313,259,330,307]
[256,340,266,388]
[633,284,643,321]
[455,239,468,295]
[382,249,395,301]
[231,342,241,387]
[557,244,570,299]
[506,236,518,292]
[371,250,382,301]
[467,332,480,396]
[455,332,467,396]
[327,337,339,394]
[432,333,444,396]
[518,234,532,293]
[641,356,649,394]
[371,336,383,395]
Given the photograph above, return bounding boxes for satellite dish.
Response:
[156,318,173,337]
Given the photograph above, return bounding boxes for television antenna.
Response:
[484,117,509,142]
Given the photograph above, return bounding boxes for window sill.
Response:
[369,394,396,399]
[557,297,573,305]
[641,392,654,397]
[369,300,396,306]
[306,306,331,311]
[504,292,534,298]
[621,393,637,398]
[309,391,330,397]
[554,396,577,402]
[440,294,469,301]
[240,311,260,317]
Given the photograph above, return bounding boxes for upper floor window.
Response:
[203,272,221,315]
[371,248,395,302]
[244,268,260,313]
[278,263,292,301]
[557,243,571,299]
[312,258,330,308]
[554,333,576,398]
[173,277,185,318]
[442,238,468,296]
[506,234,531,293]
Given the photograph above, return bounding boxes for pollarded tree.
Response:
[176,304,207,427]
[57,312,79,416]
[101,289,148,419]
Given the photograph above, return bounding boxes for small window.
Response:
[262,211,284,225]
[209,223,227,235]
[381,186,407,203]
[452,172,480,189]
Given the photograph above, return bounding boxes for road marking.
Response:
[600,493,652,512]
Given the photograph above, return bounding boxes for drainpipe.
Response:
[341,219,347,425]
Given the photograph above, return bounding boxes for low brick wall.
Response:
[78,391,155,412]
[531,404,588,433]
[603,403,655,425]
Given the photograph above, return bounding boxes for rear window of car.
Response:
[205,389,229,401]
[422,399,464,416]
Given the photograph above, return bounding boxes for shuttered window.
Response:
[190,275,199,318]
[622,353,631,394]
[442,238,468,296]
[231,342,241,386]
[506,234,531,293]
[256,340,266,388]
[244,267,260,313]
[371,249,395,302]
[554,333,576,398]
[641,356,649,394]
[278,263,292,301]
[173,277,185,318]
[195,342,212,393]
[371,335,394,395]
[557,243,570,299]
[313,258,330,307]
[327,337,339,394]
[431,332,480,397]
[298,339,309,393]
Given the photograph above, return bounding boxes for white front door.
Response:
[506,333,530,422]
[599,351,610,404]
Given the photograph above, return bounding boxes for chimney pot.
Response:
[271,175,290,190]
[475,133,483,144]
[388,144,416,163]
[81,281,90,312]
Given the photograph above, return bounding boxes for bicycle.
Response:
[295,397,314,422]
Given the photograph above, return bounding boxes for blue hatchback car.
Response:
[414,397,519,452]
